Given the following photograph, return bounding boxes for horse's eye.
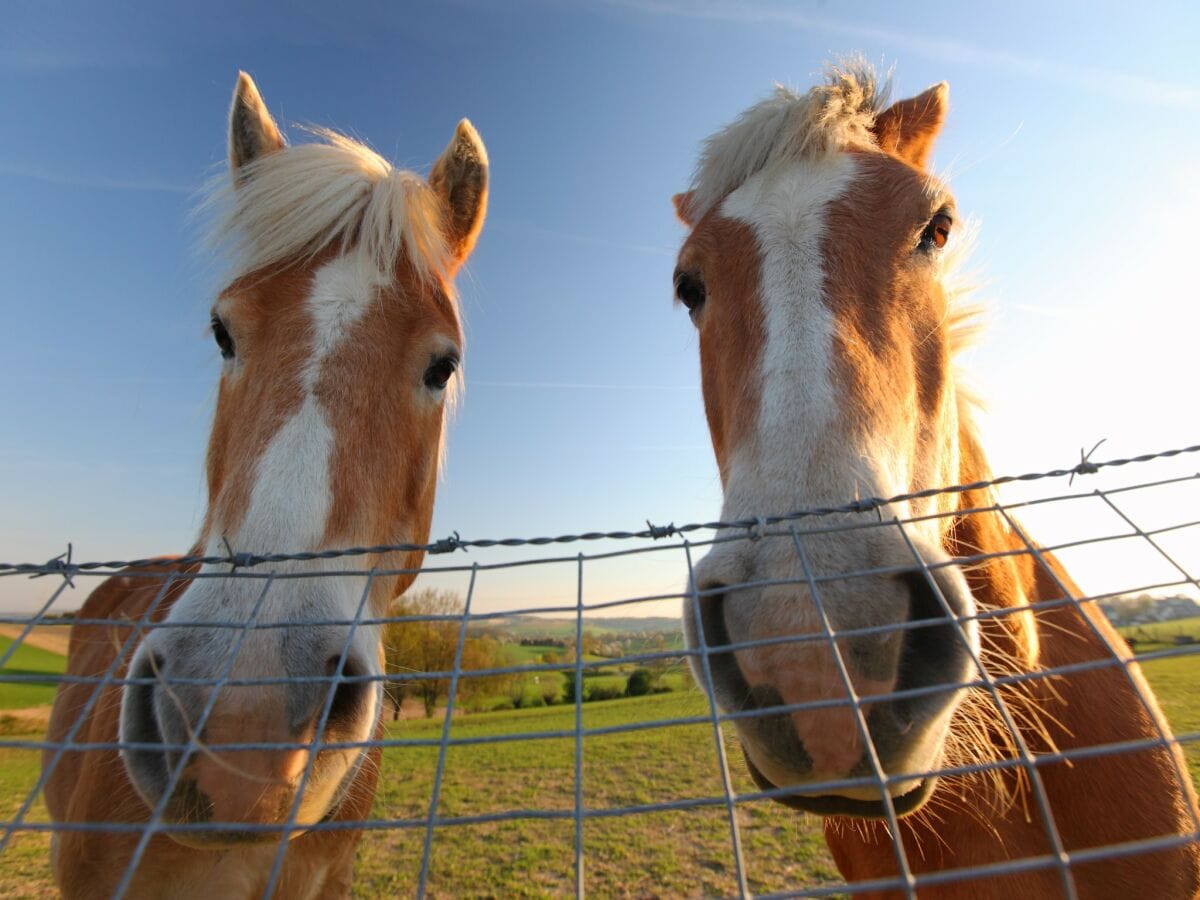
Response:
[424,354,459,391]
[211,316,235,360]
[920,213,953,251]
[674,268,706,316]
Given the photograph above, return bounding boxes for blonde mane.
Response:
[688,61,890,220]
[205,128,452,288]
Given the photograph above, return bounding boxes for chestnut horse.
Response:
[43,73,488,898]
[673,65,1199,897]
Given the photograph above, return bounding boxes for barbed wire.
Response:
[2,442,1197,579]
[2,446,1198,897]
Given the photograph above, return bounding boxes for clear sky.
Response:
[2,1,1198,615]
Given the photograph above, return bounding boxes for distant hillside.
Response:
[474,615,681,640]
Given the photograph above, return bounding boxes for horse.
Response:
[43,72,488,898]
[671,64,1200,897]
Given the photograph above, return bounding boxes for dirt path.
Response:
[0,625,70,657]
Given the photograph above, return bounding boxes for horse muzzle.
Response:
[684,540,979,819]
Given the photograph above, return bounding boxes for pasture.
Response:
[0,637,65,711]
[0,638,1197,896]
[1120,616,1200,650]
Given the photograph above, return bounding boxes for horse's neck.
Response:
[823,430,1200,894]
[945,427,1168,749]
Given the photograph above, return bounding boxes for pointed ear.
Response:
[672,191,697,228]
[429,119,489,269]
[871,82,948,170]
[229,72,285,177]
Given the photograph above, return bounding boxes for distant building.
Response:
[1098,593,1200,627]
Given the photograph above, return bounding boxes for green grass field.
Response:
[2,640,1197,895]
[1119,616,1200,651]
[355,691,838,896]
[0,637,66,710]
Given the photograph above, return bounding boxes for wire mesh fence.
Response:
[1,445,1198,897]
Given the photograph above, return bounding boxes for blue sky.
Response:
[2,1,1198,614]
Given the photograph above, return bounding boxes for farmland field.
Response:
[1119,616,1200,650]
[0,638,1197,895]
[0,637,65,711]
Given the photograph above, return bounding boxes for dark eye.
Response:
[920,213,953,251]
[674,268,706,316]
[211,316,235,360]
[423,354,459,391]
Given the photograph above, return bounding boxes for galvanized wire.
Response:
[2,446,1198,896]
[3,443,1196,579]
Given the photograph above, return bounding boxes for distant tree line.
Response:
[383,591,683,718]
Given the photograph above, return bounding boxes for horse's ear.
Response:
[429,119,489,269]
[229,72,285,177]
[871,82,948,170]
[672,191,697,227]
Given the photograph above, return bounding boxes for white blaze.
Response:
[222,254,383,554]
[718,154,858,519]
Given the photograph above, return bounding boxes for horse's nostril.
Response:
[692,583,729,647]
[120,649,172,805]
[689,588,757,710]
[323,653,371,734]
[132,651,165,682]
[894,571,973,701]
[126,651,164,738]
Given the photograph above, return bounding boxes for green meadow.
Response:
[0,630,1197,895]
[0,638,66,711]
[1119,615,1200,650]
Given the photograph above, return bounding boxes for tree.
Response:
[382,589,517,718]
[625,667,653,697]
[457,633,520,707]
[383,589,462,719]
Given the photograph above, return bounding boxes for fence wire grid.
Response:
[2,444,1199,898]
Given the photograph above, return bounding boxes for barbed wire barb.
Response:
[29,542,76,588]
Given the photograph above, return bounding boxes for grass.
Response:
[0,745,56,899]
[2,648,1198,895]
[1119,616,1200,651]
[353,690,839,897]
[501,643,565,664]
[0,638,65,710]
[1133,651,1200,788]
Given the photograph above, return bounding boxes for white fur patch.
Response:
[302,254,384,392]
[719,154,857,517]
[238,395,334,554]
[181,250,386,696]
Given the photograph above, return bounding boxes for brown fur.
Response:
[675,216,764,483]
[823,432,1200,897]
[207,249,460,607]
[820,151,961,515]
[677,75,1200,895]
[870,83,948,171]
[44,566,381,899]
